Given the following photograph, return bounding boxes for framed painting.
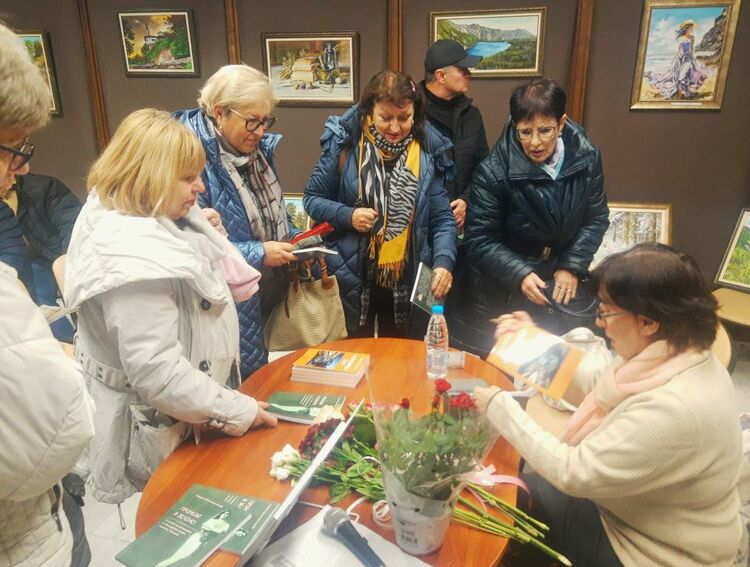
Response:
[262,32,358,106]
[429,8,546,77]
[630,0,741,110]
[591,202,673,268]
[18,32,61,116]
[117,10,199,77]
[715,209,750,292]
[285,194,310,231]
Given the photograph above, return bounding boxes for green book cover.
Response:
[267,391,346,424]
[115,484,272,567]
[219,498,278,555]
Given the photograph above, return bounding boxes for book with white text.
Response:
[290,349,369,388]
[266,391,347,424]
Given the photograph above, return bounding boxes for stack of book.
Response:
[290,348,370,388]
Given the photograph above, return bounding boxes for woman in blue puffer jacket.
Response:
[304,70,457,337]
[175,65,299,379]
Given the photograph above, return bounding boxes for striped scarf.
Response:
[358,117,420,288]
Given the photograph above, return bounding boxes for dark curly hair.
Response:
[357,70,424,141]
[591,243,718,352]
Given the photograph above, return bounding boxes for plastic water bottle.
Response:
[425,304,449,379]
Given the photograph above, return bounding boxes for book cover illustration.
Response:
[116,484,267,567]
[409,262,441,315]
[266,391,346,424]
[294,349,369,374]
[220,498,278,555]
[486,324,582,400]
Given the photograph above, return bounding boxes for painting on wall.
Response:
[285,194,310,231]
[591,203,673,268]
[117,11,199,76]
[716,209,750,292]
[18,32,61,116]
[630,0,741,110]
[262,32,358,106]
[430,9,546,77]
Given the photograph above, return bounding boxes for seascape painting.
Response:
[19,32,61,115]
[430,9,546,77]
[631,0,741,109]
[591,203,672,268]
[118,11,199,76]
[716,209,750,292]
[263,33,358,106]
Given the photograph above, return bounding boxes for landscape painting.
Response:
[591,203,672,268]
[430,9,546,77]
[716,209,750,292]
[285,194,310,231]
[263,33,358,106]
[19,32,61,115]
[118,11,199,76]
[631,0,741,110]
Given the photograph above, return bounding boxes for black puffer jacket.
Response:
[420,81,489,202]
[453,118,608,351]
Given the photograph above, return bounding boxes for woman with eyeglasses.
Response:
[303,70,456,338]
[175,65,298,379]
[474,243,742,566]
[451,78,609,356]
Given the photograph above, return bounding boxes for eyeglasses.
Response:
[596,306,628,322]
[0,138,34,171]
[229,109,277,132]
[514,124,559,142]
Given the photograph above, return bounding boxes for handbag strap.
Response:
[542,286,599,319]
[318,256,334,290]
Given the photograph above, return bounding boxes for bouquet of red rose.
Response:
[369,377,496,555]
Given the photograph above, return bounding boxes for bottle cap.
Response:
[431,304,444,315]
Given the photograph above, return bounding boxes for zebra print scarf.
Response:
[358,117,420,289]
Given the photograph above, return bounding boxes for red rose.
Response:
[432,394,440,409]
[434,379,452,394]
[400,398,410,409]
[449,392,476,410]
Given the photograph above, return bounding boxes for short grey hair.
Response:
[0,22,51,132]
[198,64,276,118]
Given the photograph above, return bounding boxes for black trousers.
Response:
[62,489,91,567]
[348,286,407,339]
[503,472,623,567]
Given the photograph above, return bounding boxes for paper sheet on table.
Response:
[250,505,429,567]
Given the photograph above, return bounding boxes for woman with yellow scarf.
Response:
[304,70,457,337]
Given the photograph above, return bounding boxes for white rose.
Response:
[271,451,286,468]
[270,467,290,481]
[281,443,300,464]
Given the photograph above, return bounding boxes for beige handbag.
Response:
[264,256,347,351]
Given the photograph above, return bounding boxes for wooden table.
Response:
[136,338,520,566]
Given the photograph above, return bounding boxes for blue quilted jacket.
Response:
[174,108,288,379]
[303,106,457,334]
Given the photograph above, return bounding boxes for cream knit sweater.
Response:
[488,352,742,566]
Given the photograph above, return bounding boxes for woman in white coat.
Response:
[0,22,95,567]
[64,109,277,505]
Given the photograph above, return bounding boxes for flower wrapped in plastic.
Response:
[370,377,497,555]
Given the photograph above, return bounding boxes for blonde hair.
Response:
[0,22,51,132]
[198,64,276,118]
[88,108,205,217]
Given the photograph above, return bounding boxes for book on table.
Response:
[115,484,277,567]
[290,348,370,388]
[266,391,346,424]
[486,323,582,400]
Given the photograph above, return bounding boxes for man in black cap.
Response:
[419,39,489,232]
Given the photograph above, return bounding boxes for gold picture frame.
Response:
[429,8,546,78]
[591,202,673,268]
[715,208,750,292]
[630,0,741,110]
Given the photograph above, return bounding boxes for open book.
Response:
[486,323,582,400]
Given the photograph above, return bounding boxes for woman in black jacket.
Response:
[453,78,609,355]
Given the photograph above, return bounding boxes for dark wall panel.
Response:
[87,0,227,133]
[3,0,98,198]
[237,0,388,192]
[404,0,578,145]
[585,0,750,278]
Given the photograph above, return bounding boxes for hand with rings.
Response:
[552,269,578,305]
[431,267,453,299]
[352,207,378,233]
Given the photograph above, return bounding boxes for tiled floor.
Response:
[83,349,750,565]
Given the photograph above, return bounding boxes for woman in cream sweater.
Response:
[477,243,742,566]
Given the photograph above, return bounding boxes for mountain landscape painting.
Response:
[431,9,546,77]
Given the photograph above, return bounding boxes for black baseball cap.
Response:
[424,39,482,72]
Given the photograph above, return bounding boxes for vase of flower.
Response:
[369,377,495,556]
